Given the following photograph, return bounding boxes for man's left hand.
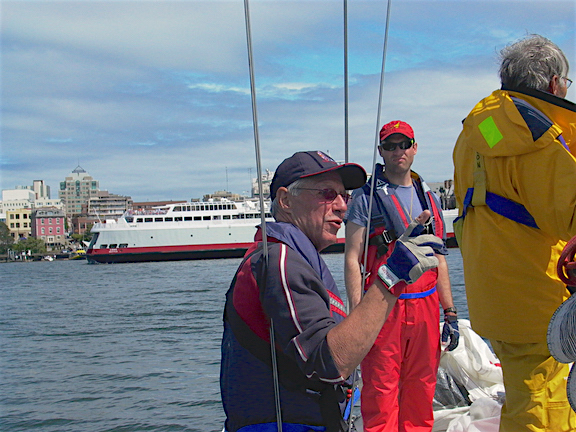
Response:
[441,315,459,351]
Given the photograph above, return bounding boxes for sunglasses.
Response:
[380,138,414,152]
[294,188,351,204]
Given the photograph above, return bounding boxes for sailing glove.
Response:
[441,314,460,351]
[377,218,444,294]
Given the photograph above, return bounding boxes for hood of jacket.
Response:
[460,86,576,158]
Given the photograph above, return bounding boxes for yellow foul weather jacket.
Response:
[453,87,576,343]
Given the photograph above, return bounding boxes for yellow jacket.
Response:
[453,88,576,343]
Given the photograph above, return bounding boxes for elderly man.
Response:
[453,34,576,431]
[220,150,444,432]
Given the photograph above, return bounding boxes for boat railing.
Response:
[125,208,169,216]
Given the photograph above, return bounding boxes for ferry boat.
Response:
[86,197,457,264]
[86,198,277,263]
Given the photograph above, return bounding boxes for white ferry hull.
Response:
[86,200,455,264]
[86,199,345,264]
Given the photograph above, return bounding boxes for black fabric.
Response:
[223,245,348,432]
[510,96,553,142]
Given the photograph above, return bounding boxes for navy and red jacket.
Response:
[220,222,349,432]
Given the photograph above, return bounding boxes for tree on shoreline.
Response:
[0,222,14,254]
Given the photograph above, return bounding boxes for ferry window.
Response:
[109,244,118,248]
[119,243,128,248]
[174,206,182,211]
[175,217,182,222]
[165,217,173,222]
[145,218,153,222]
[126,217,134,223]
[218,205,223,210]
[155,217,163,222]
[223,215,231,220]
[101,244,108,249]
[214,216,221,220]
[210,205,214,211]
[184,217,192,221]
[233,215,239,219]
[265,213,272,218]
[194,216,201,221]
[137,218,143,223]
[203,216,211,220]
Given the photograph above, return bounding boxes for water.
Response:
[0,250,466,432]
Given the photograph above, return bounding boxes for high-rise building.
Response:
[59,165,100,217]
[33,180,50,199]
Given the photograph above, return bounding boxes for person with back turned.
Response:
[453,34,576,431]
[220,150,444,432]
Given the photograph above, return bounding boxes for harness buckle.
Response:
[369,230,397,258]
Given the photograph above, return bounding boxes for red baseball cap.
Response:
[380,120,415,142]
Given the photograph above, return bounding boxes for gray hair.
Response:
[499,34,569,91]
[270,177,315,219]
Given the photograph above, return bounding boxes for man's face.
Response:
[287,172,347,252]
[379,133,418,174]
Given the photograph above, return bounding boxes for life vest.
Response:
[223,224,350,432]
[361,167,445,295]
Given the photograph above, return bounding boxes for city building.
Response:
[6,208,32,239]
[251,169,273,198]
[1,189,35,213]
[71,216,98,237]
[31,207,66,249]
[59,165,100,217]
[84,191,133,220]
[32,180,51,199]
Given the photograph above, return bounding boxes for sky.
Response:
[1,0,575,202]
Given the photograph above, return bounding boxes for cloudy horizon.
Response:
[2,0,574,202]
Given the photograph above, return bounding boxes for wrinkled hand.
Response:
[441,315,460,351]
[377,217,444,291]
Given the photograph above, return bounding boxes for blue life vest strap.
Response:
[458,187,539,229]
[398,285,437,299]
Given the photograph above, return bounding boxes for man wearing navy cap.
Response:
[220,150,445,432]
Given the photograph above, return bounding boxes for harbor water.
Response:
[1,251,466,432]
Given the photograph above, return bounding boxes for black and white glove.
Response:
[441,312,460,351]
[377,219,444,292]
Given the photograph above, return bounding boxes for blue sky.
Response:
[1,0,575,202]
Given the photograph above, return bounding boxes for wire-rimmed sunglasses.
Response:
[294,188,351,204]
[379,138,415,152]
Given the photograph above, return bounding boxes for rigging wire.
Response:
[363,0,392,285]
[344,0,349,164]
[347,0,393,428]
[242,1,283,432]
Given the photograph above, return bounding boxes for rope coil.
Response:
[558,236,576,286]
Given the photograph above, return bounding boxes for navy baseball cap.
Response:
[269,151,367,200]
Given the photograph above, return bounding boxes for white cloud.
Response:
[1,0,574,201]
